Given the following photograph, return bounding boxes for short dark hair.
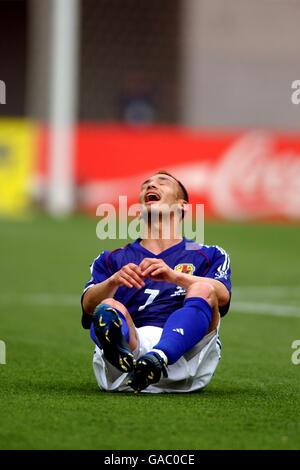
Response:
[154,170,189,202]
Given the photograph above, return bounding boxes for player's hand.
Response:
[112,263,145,289]
[139,258,176,283]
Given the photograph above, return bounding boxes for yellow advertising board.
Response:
[0,120,38,217]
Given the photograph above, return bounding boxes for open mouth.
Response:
[144,192,161,203]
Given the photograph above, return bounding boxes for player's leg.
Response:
[152,281,218,363]
[96,298,138,351]
[128,281,218,391]
[91,298,138,372]
[186,282,220,332]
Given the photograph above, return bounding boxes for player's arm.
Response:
[140,258,230,307]
[82,263,145,315]
[172,272,230,307]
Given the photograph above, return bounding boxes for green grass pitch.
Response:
[0,215,299,449]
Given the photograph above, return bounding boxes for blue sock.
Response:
[152,297,213,365]
[90,305,130,347]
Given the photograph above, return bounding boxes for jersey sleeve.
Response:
[204,245,232,316]
[83,250,113,294]
[81,250,113,328]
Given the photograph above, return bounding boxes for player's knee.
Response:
[186,281,217,305]
[100,298,129,318]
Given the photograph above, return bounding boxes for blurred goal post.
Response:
[47,0,80,216]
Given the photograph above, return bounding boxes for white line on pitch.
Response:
[231,302,300,317]
[234,286,300,296]
[0,293,78,306]
[0,291,299,318]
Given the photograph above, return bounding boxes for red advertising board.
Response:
[39,125,300,220]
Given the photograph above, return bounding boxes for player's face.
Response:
[140,174,182,209]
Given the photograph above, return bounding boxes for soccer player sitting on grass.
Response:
[81,171,231,393]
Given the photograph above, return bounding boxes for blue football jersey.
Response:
[81,238,231,329]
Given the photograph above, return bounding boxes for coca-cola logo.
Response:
[210,132,300,219]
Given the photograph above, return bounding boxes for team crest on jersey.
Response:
[174,263,195,275]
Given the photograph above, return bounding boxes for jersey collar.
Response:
[133,238,186,258]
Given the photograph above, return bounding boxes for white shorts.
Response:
[92,323,221,393]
